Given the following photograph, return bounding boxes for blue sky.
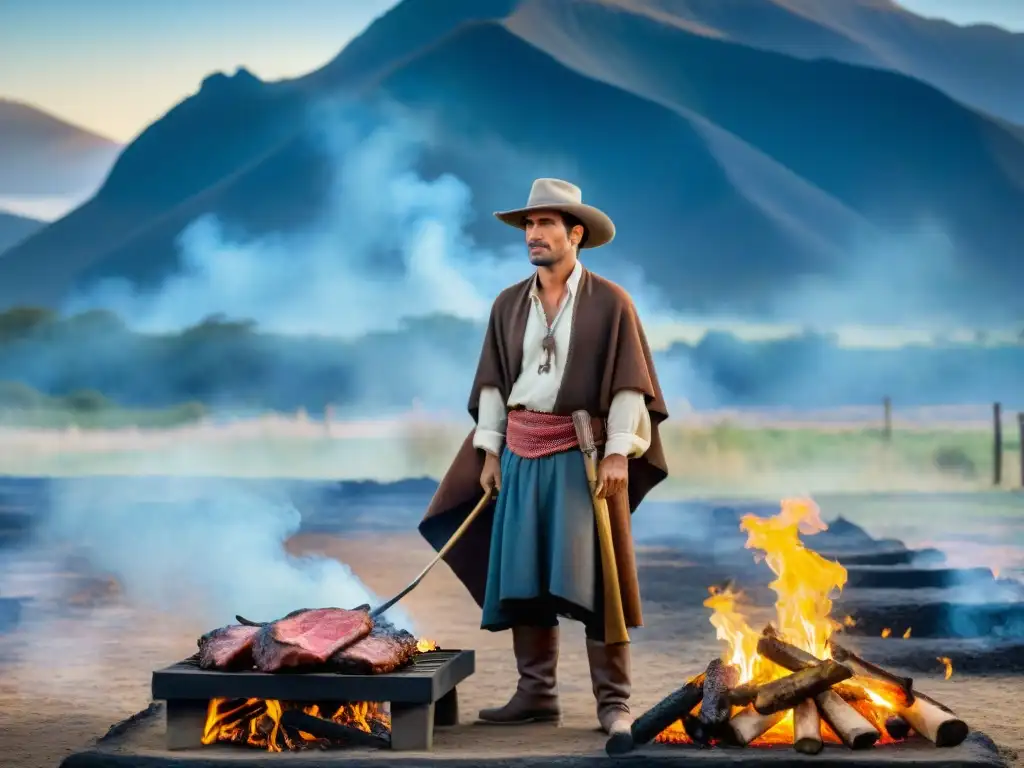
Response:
[1,0,1021,142]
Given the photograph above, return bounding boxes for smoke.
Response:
[64,101,528,337]
[768,218,967,331]
[27,476,414,631]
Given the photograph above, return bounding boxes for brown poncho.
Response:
[418,267,669,628]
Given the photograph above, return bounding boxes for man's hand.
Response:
[480,451,502,494]
[595,453,628,499]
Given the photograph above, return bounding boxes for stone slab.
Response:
[59,703,1007,768]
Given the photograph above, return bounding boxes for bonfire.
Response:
[609,498,969,755]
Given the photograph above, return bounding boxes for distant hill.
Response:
[0,0,1021,328]
[0,211,43,255]
[0,99,123,218]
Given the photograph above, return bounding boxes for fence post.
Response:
[882,396,892,442]
[993,402,1003,486]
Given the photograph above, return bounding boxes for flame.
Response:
[937,656,953,680]
[657,497,909,747]
[881,628,892,638]
[202,698,389,752]
[202,639,437,751]
[902,627,912,639]
[991,567,1000,579]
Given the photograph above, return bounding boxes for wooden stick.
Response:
[370,490,493,618]
[897,695,969,747]
[572,410,629,646]
[724,706,786,747]
[753,661,852,715]
[607,673,704,754]
[815,690,880,750]
[794,699,823,755]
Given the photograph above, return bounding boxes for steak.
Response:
[252,607,374,672]
[329,619,420,674]
[197,624,261,670]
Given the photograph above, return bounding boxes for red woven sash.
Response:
[505,410,579,459]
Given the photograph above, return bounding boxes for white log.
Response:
[898,695,968,747]
[814,689,879,750]
[793,698,823,754]
[728,706,786,746]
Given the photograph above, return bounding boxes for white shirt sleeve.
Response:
[472,385,507,456]
[604,389,651,458]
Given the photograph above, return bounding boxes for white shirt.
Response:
[473,260,652,459]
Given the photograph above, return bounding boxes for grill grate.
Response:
[153,649,474,752]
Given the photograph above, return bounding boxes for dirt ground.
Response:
[0,533,1021,767]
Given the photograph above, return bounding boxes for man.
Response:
[419,178,668,736]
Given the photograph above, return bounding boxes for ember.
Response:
[202,698,390,752]
[607,498,970,756]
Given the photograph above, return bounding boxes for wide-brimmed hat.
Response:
[493,178,615,249]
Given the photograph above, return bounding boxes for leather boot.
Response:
[586,638,632,736]
[477,625,561,724]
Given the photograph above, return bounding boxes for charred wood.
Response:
[756,632,818,672]
[606,673,705,755]
[727,683,758,707]
[752,661,852,715]
[884,715,911,740]
[794,699,823,755]
[698,659,739,740]
[278,710,390,749]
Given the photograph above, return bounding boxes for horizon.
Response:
[0,0,1022,142]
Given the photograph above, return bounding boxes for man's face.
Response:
[523,211,581,268]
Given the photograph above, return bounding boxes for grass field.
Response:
[0,403,205,430]
[0,405,1021,495]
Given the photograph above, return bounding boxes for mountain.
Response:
[585,0,1024,125]
[0,211,43,255]
[0,99,123,217]
[1,0,1022,327]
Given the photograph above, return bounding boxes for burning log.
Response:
[793,699,823,754]
[896,695,969,747]
[829,640,914,704]
[723,706,786,747]
[815,690,880,750]
[697,659,739,741]
[757,630,879,749]
[751,661,852,715]
[828,637,967,746]
[756,626,818,671]
[727,683,758,707]
[278,710,390,749]
[884,715,911,741]
[605,673,705,755]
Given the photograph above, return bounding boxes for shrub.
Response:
[62,389,112,413]
[932,446,977,477]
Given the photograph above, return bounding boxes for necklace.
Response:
[538,329,555,374]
